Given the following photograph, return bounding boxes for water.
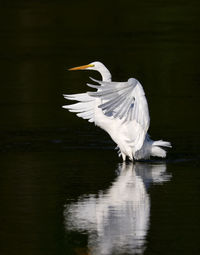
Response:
[64,163,171,255]
[0,1,200,254]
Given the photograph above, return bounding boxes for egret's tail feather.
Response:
[151,140,172,158]
[152,140,172,148]
[151,146,167,158]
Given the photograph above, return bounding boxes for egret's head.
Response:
[68,61,105,71]
[68,61,111,81]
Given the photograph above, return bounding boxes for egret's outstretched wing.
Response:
[62,93,95,123]
[87,78,150,131]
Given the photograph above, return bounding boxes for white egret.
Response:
[63,61,171,161]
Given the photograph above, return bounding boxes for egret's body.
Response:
[63,61,171,160]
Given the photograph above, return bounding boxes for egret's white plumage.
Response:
[63,61,171,160]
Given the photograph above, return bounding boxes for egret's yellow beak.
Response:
[68,64,94,71]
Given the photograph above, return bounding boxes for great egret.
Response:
[63,61,171,161]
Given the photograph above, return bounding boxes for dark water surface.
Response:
[0,1,200,255]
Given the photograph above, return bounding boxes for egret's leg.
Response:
[122,153,126,161]
[129,156,133,161]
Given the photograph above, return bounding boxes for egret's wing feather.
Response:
[63,101,93,112]
[63,93,93,102]
[63,93,95,123]
[86,83,101,89]
[88,78,150,132]
[99,87,132,113]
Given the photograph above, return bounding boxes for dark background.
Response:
[0,1,200,255]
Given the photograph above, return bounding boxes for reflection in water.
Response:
[64,162,171,255]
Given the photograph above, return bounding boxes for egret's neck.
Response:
[99,66,112,82]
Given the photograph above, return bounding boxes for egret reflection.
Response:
[64,162,171,255]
